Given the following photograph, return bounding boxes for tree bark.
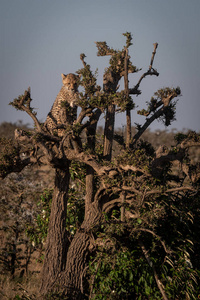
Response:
[59,231,91,299]
[124,47,132,148]
[103,104,115,161]
[40,166,70,294]
[59,202,101,299]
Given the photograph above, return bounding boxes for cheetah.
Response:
[44,73,79,137]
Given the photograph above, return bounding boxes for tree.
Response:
[1,32,200,299]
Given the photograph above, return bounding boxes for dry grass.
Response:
[0,273,41,299]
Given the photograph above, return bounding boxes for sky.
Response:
[0,0,200,132]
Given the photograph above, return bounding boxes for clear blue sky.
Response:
[0,0,200,131]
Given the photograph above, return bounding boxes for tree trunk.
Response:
[59,202,101,299]
[103,104,115,161]
[59,231,91,299]
[40,166,70,294]
[126,109,131,147]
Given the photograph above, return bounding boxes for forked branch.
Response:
[129,43,159,95]
[10,88,42,133]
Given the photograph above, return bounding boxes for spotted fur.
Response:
[44,73,79,137]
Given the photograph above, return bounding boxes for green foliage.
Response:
[89,190,200,299]
[160,101,177,126]
[9,88,35,115]
[26,182,85,243]
[163,256,200,299]
[77,55,99,98]
[89,249,160,300]
[116,140,155,168]
[142,87,181,127]
[88,140,200,300]
[95,41,116,56]
[66,188,85,236]
[174,131,200,144]
[26,189,53,246]
[123,32,133,48]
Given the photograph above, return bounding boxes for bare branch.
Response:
[129,43,159,95]
[146,186,195,196]
[149,43,158,71]
[119,164,149,176]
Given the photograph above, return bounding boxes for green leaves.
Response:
[26,189,53,246]
[123,32,133,48]
[89,249,160,299]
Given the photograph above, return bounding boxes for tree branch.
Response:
[129,43,159,95]
[0,156,35,179]
[10,88,43,133]
[132,91,178,145]
[124,48,132,148]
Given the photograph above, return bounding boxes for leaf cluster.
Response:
[116,140,155,168]
[89,188,200,299]
[9,88,35,115]
[26,189,53,247]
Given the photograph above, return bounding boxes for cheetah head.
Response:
[61,73,79,93]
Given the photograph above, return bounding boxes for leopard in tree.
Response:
[43,73,79,137]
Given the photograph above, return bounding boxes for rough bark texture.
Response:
[59,201,101,299]
[59,231,91,299]
[40,166,70,294]
[103,104,115,161]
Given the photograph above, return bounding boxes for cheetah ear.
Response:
[61,73,66,79]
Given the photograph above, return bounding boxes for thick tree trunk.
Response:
[40,166,70,294]
[59,231,91,299]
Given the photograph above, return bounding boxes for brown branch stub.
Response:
[149,43,158,71]
[80,53,87,68]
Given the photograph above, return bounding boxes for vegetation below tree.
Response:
[0,122,199,299]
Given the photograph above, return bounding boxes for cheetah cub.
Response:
[44,73,79,137]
